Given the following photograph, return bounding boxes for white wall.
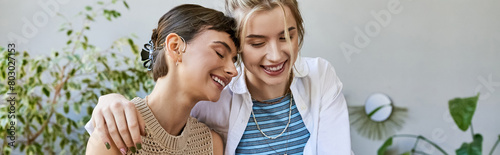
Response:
[1,0,499,154]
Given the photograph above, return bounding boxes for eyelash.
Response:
[251,42,264,47]
[280,36,293,40]
[250,35,294,47]
[216,51,224,58]
[216,51,238,63]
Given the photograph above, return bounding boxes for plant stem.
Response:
[28,108,54,143]
[1,135,6,152]
[392,134,448,155]
[490,136,500,155]
[417,136,448,155]
[413,150,431,155]
[28,61,71,143]
[470,123,475,137]
[412,137,420,151]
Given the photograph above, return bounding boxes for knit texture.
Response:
[128,97,213,155]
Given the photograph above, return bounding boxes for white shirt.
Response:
[191,57,351,155]
[86,57,352,155]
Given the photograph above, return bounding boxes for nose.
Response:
[224,59,238,78]
[266,41,282,62]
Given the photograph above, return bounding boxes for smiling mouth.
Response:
[262,60,287,72]
[211,75,226,87]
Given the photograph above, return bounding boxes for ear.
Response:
[164,33,183,63]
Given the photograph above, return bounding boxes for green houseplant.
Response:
[377,94,500,155]
[0,0,154,154]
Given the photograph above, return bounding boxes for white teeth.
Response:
[264,63,284,72]
[212,76,225,87]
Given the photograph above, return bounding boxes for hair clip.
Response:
[141,40,155,70]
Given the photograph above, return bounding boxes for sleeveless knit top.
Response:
[128,97,213,155]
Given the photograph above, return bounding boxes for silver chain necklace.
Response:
[263,127,290,155]
[250,94,293,140]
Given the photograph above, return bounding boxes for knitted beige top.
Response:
[128,97,213,155]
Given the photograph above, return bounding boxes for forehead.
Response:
[245,6,297,36]
[191,29,236,48]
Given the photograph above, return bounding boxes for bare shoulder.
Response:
[86,129,121,155]
[210,130,223,155]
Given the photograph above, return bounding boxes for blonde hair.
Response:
[225,0,304,79]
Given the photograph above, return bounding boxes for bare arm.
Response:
[211,130,224,155]
[87,93,146,153]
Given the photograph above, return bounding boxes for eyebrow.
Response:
[279,27,296,35]
[213,41,232,53]
[245,26,297,39]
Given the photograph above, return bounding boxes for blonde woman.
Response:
[86,0,352,154]
[85,4,239,154]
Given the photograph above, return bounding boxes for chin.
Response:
[206,93,221,102]
[262,75,289,86]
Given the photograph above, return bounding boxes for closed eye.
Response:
[216,51,224,58]
[280,35,294,41]
[251,42,265,47]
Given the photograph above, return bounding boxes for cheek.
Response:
[241,51,260,66]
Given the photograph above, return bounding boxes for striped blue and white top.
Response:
[235,94,310,155]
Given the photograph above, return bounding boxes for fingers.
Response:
[111,102,138,153]
[92,93,143,154]
[94,110,111,150]
[103,106,128,154]
[123,101,143,151]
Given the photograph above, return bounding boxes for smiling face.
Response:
[177,29,238,102]
[241,5,299,87]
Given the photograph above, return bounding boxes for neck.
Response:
[245,70,291,101]
[147,76,198,136]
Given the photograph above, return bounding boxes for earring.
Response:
[176,55,181,66]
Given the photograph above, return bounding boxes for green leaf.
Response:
[85,6,92,11]
[66,30,72,36]
[66,122,72,134]
[86,14,94,21]
[123,1,129,9]
[456,134,483,155]
[69,68,76,76]
[378,137,393,155]
[52,51,59,57]
[82,78,91,83]
[36,66,43,74]
[63,103,69,114]
[128,38,138,54]
[42,87,50,97]
[65,91,71,100]
[73,103,81,114]
[59,138,67,150]
[401,151,412,155]
[66,40,72,45]
[448,94,479,131]
[87,106,94,115]
[82,42,88,50]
